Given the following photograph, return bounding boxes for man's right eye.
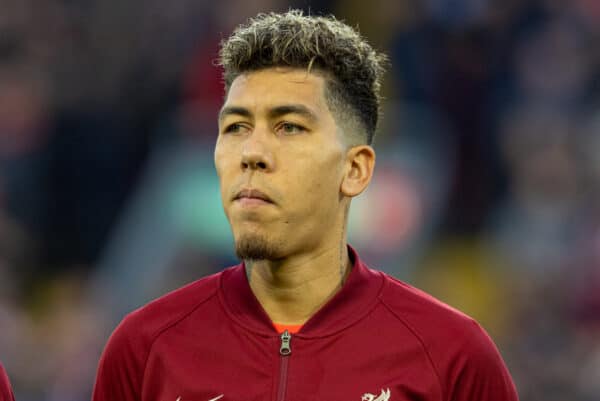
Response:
[223,123,251,134]
[223,123,241,133]
[223,123,251,135]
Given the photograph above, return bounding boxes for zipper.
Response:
[276,330,292,401]
[280,330,292,356]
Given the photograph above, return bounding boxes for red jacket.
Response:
[0,364,15,401]
[93,247,519,401]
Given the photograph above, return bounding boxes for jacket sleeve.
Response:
[447,320,519,401]
[0,364,15,401]
[93,314,149,401]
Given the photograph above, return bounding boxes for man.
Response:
[93,10,519,401]
[0,363,15,401]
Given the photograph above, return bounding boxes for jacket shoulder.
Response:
[92,269,227,401]
[123,269,222,337]
[378,273,519,401]
[379,273,476,335]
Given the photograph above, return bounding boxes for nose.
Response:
[240,130,274,172]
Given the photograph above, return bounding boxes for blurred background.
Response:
[0,0,599,400]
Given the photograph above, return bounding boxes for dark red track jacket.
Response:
[0,364,15,401]
[93,247,519,401]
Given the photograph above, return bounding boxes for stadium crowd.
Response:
[0,0,599,400]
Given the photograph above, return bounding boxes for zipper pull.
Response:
[280,330,292,356]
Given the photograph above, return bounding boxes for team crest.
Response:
[361,388,391,401]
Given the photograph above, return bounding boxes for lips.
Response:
[233,188,274,204]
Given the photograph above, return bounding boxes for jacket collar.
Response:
[218,245,385,338]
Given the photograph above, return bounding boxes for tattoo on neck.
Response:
[340,209,348,287]
[339,249,345,286]
[245,260,254,284]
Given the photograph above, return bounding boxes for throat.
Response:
[245,247,352,326]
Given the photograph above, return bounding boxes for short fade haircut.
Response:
[218,10,388,145]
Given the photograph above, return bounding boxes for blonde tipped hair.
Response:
[218,10,388,145]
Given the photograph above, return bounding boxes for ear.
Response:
[340,145,376,198]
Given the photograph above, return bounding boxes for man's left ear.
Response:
[340,145,376,197]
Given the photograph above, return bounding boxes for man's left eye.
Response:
[277,122,306,135]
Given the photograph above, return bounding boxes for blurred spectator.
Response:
[487,105,582,274]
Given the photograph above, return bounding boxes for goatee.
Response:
[235,234,280,261]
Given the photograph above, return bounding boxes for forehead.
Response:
[223,68,329,111]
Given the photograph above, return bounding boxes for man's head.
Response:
[218,10,387,146]
[215,10,387,261]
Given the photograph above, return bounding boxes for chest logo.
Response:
[361,388,391,401]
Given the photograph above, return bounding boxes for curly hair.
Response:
[218,10,388,145]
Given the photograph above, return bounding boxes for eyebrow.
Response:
[218,104,319,124]
[267,104,318,123]
[218,106,252,123]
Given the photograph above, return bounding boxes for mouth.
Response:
[233,188,274,205]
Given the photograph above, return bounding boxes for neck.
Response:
[245,242,352,326]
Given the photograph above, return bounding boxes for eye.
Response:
[223,123,248,134]
[277,122,306,135]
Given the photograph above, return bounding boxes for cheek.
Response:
[214,142,235,179]
[314,148,345,182]
[214,139,227,168]
[214,145,234,207]
[295,150,344,201]
[214,143,223,174]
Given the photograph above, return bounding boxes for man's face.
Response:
[215,67,348,260]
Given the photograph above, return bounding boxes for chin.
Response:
[234,232,282,261]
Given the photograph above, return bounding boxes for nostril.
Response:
[257,161,267,169]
